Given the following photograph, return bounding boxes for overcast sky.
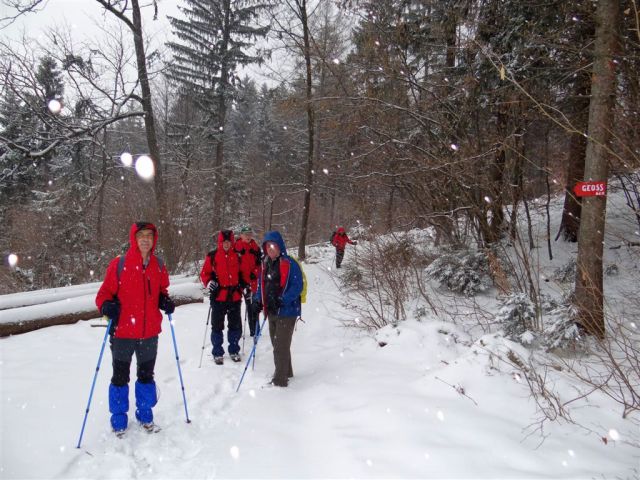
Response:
[0,0,282,86]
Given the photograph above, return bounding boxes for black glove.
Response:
[251,300,263,316]
[159,294,175,314]
[267,296,282,313]
[353,241,358,245]
[242,286,251,301]
[101,299,120,335]
[101,300,120,320]
[249,272,257,281]
[209,278,220,299]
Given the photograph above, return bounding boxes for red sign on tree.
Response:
[574,181,607,197]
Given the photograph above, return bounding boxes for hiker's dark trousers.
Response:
[268,314,296,386]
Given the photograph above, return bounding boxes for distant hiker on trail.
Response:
[253,231,303,387]
[95,221,175,435]
[199,229,243,365]
[330,226,357,269]
[234,225,262,337]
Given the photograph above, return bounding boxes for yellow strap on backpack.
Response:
[291,256,307,304]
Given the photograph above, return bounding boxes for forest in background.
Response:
[1,1,639,337]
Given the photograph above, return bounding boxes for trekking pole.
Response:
[168,313,191,423]
[198,305,212,368]
[76,316,112,449]
[252,316,260,370]
[242,303,248,354]
[236,315,268,393]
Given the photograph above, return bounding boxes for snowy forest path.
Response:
[2,245,635,479]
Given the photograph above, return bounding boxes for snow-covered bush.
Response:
[497,291,584,350]
[541,303,582,351]
[496,293,538,344]
[340,233,432,330]
[425,249,491,296]
[552,260,576,284]
[605,263,619,276]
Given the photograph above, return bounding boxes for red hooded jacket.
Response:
[95,222,169,339]
[331,227,355,251]
[199,231,242,302]
[234,237,261,292]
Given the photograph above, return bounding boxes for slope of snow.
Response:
[1,248,638,479]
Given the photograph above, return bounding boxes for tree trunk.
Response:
[574,0,619,339]
[297,0,315,261]
[212,0,232,230]
[130,0,174,267]
[484,142,506,244]
[557,75,590,242]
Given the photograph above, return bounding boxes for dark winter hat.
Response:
[220,229,233,242]
[135,221,155,233]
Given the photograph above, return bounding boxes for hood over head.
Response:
[337,227,346,234]
[262,230,287,256]
[217,229,235,248]
[129,221,158,254]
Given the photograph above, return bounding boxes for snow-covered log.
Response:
[0,276,204,337]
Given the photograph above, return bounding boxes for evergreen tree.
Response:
[167,0,270,228]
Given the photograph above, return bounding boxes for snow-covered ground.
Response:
[1,239,638,479]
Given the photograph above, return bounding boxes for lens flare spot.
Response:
[48,99,62,114]
[120,152,133,167]
[8,253,18,267]
[230,445,240,460]
[135,155,155,181]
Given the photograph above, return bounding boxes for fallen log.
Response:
[0,282,205,337]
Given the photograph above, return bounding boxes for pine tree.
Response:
[167,0,269,228]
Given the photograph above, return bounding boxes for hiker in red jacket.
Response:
[234,226,262,336]
[95,221,175,435]
[330,226,357,269]
[199,229,243,365]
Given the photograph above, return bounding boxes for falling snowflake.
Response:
[48,99,62,114]
[135,155,155,181]
[7,254,18,268]
[120,152,133,167]
[229,446,240,461]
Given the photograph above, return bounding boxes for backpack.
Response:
[290,256,307,304]
[116,254,165,280]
